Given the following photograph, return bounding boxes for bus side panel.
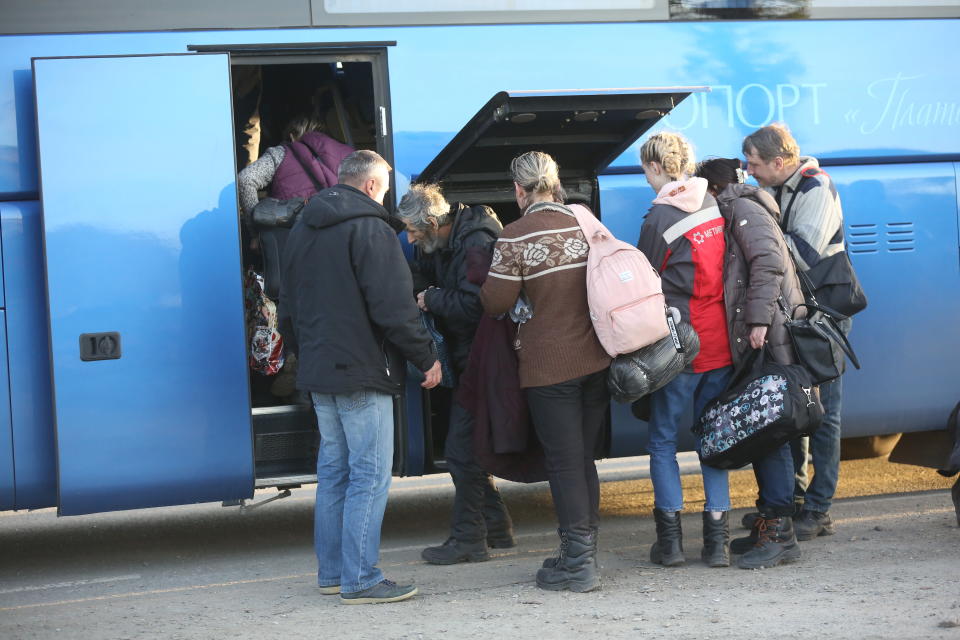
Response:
[0,311,12,510]
[833,163,960,437]
[600,165,960,455]
[0,202,56,510]
[598,173,701,457]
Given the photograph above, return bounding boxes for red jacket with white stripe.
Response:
[637,177,732,373]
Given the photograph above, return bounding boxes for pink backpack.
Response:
[569,204,669,357]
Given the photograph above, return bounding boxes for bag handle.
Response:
[792,302,861,370]
[720,344,766,395]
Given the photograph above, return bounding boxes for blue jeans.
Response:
[790,317,851,513]
[312,390,394,594]
[752,442,795,515]
[648,367,733,513]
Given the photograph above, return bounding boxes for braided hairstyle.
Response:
[640,132,696,180]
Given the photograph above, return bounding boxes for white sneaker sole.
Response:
[340,587,418,605]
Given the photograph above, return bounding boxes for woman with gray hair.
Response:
[480,151,611,592]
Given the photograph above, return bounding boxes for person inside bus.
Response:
[237,112,354,227]
[238,113,354,398]
[635,132,733,568]
[695,157,805,569]
[741,124,852,542]
[279,150,442,604]
[395,184,516,565]
[480,151,610,593]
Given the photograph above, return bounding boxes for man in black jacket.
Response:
[280,150,441,605]
[396,184,515,565]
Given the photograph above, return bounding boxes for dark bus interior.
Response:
[229,53,383,485]
[230,64,683,484]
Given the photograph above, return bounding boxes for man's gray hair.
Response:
[395,183,451,229]
[742,123,800,164]
[338,149,392,185]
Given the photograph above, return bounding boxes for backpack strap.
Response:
[568,203,608,241]
[284,142,326,193]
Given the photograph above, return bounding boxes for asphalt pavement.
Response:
[0,456,957,640]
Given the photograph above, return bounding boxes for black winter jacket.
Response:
[411,203,502,372]
[279,184,436,395]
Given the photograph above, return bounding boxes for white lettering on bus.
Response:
[858,73,960,134]
[665,82,825,131]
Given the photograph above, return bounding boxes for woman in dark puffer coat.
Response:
[696,158,806,570]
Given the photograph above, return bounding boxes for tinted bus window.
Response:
[670,0,959,20]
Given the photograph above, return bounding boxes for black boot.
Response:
[487,530,516,549]
[737,516,802,569]
[794,509,835,541]
[730,516,760,555]
[741,501,801,530]
[421,537,490,565]
[536,530,600,592]
[542,527,599,568]
[650,509,684,567]
[952,477,960,527]
[701,512,729,568]
[483,482,516,548]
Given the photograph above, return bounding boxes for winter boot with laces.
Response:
[542,527,600,568]
[731,515,761,555]
[701,511,730,568]
[536,529,600,592]
[541,528,569,569]
[650,508,684,567]
[741,501,802,530]
[737,515,802,569]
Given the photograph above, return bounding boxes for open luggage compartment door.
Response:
[417,88,706,196]
[33,53,254,515]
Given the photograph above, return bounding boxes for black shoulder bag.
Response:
[781,297,861,386]
[781,176,868,317]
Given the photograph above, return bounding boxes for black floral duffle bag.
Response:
[693,347,824,470]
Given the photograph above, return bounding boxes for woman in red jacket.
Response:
[636,132,734,569]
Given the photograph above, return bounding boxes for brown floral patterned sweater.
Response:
[479,201,610,388]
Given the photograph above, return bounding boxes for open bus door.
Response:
[412,88,705,471]
[32,54,254,515]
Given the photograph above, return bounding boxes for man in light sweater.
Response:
[742,123,850,541]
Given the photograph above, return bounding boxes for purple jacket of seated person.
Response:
[270,131,354,201]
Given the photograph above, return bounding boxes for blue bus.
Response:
[0,1,957,516]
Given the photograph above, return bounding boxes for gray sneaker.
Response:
[340,579,417,605]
